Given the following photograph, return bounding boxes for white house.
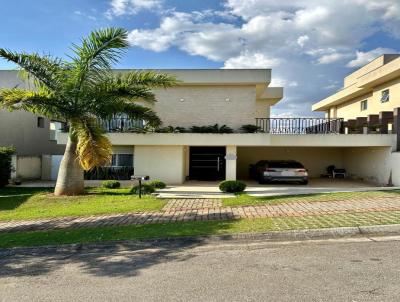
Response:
[1,67,399,186]
[52,68,400,186]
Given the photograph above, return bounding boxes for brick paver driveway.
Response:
[2,196,400,233]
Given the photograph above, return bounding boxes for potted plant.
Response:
[367,123,383,134]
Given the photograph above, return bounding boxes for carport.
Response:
[236,146,395,186]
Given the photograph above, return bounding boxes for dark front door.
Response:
[189,147,226,180]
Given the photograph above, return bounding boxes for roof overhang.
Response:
[116,69,271,86]
[258,87,284,105]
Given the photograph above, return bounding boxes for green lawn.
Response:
[222,190,400,207]
[1,210,400,248]
[0,187,166,221]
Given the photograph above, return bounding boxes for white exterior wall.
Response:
[134,145,185,184]
[343,147,400,185]
[237,147,345,179]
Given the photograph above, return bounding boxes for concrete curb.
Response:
[2,224,400,256]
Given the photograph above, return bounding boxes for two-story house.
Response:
[51,68,398,186]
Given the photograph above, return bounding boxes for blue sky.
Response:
[1,0,399,116]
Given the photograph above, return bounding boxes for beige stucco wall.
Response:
[134,145,185,184]
[147,85,267,130]
[237,147,345,179]
[343,147,400,185]
[335,77,400,120]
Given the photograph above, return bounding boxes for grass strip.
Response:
[1,210,400,249]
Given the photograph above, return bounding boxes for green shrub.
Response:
[155,126,186,133]
[0,147,15,188]
[101,180,121,189]
[84,166,134,180]
[148,180,166,189]
[130,183,155,195]
[190,124,233,133]
[219,180,246,193]
[240,124,262,133]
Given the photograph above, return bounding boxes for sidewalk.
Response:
[2,196,400,233]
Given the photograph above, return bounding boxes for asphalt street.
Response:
[1,236,400,301]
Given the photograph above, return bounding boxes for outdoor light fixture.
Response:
[225,98,230,102]
[180,98,184,102]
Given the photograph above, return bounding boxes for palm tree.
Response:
[0,28,176,195]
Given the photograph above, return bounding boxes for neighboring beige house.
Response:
[0,71,65,180]
[54,68,400,186]
[313,54,400,121]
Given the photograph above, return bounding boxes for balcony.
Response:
[95,117,345,134]
[255,118,344,134]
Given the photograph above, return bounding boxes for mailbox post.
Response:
[131,175,150,198]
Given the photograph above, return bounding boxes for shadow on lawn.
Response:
[0,223,236,278]
[0,187,52,211]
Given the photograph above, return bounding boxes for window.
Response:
[360,99,368,111]
[111,154,133,167]
[37,117,45,128]
[381,89,390,103]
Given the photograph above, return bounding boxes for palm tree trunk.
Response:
[54,135,84,196]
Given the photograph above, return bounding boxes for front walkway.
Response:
[2,195,400,233]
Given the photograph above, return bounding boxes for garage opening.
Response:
[189,146,226,180]
[237,146,345,181]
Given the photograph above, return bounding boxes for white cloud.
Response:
[106,0,162,18]
[223,52,281,68]
[74,10,97,21]
[297,35,309,48]
[124,0,400,116]
[346,47,397,67]
[317,52,351,65]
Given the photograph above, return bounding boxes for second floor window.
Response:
[381,89,390,103]
[37,117,45,128]
[360,99,368,111]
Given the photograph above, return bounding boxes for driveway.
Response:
[1,236,400,301]
[13,178,398,198]
[158,178,398,198]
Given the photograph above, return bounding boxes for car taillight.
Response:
[296,169,307,172]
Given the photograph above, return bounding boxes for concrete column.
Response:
[394,108,400,151]
[225,145,237,180]
[379,111,393,134]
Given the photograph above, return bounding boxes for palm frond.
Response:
[72,118,112,171]
[113,71,178,88]
[0,88,64,118]
[118,103,162,128]
[70,27,129,89]
[0,49,63,90]
[93,83,157,103]
[85,70,178,113]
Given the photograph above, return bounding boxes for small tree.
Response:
[0,147,15,187]
[0,28,177,195]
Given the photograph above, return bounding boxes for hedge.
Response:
[0,147,15,188]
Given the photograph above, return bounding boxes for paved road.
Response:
[1,236,400,301]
